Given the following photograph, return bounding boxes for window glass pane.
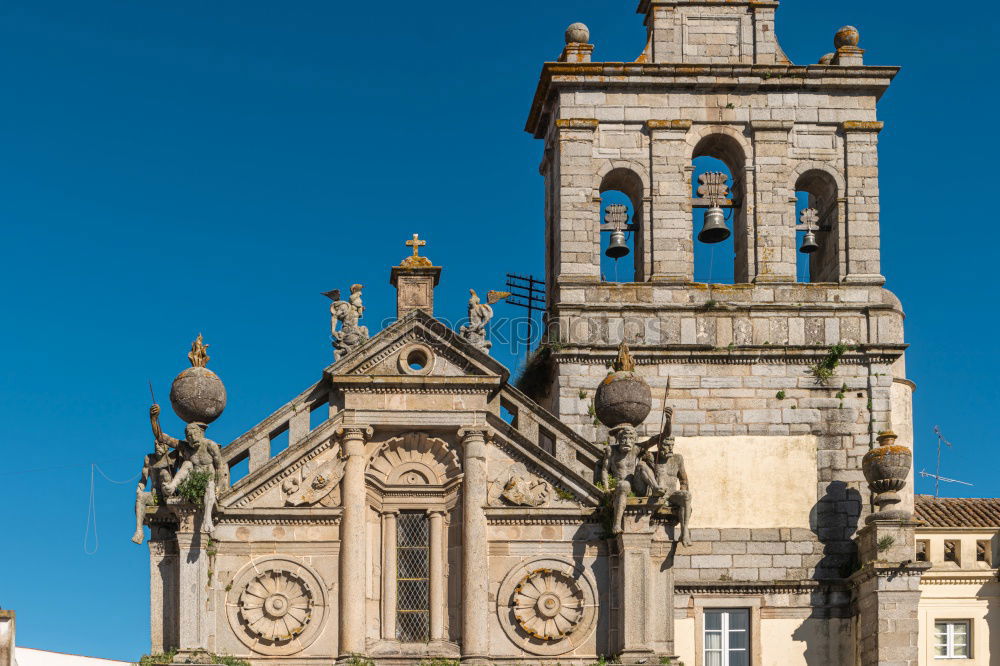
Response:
[705,631,723,650]
[705,611,722,630]
[729,651,748,666]
[704,652,723,666]
[396,512,430,642]
[954,642,969,657]
[933,644,947,657]
[952,623,968,636]
[729,629,748,650]
[728,609,749,631]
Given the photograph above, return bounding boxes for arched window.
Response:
[794,170,841,283]
[599,168,644,283]
[691,134,747,284]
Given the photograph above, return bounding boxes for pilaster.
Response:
[458,427,490,665]
[169,503,211,659]
[850,519,930,666]
[647,119,694,282]
[750,120,795,283]
[842,121,885,285]
[554,118,600,281]
[610,517,660,663]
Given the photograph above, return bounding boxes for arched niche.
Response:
[597,165,647,283]
[691,132,749,284]
[368,431,461,486]
[793,167,843,283]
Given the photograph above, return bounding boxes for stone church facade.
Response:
[137,2,954,665]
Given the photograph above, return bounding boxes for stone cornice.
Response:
[675,580,840,595]
[921,573,998,586]
[551,344,907,366]
[486,506,599,525]
[555,118,599,131]
[526,63,899,136]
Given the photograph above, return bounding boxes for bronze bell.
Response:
[799,230,819,254]
[697,205,730,244]
[605,229,630,259]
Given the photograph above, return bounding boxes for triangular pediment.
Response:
[326,309,508,384]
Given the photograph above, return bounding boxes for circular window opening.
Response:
[407,348,429,371]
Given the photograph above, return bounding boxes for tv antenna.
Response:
[501,273,546,358]
[919,426,972,498]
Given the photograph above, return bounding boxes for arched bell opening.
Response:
[691,134,748,284]
[598,168,644,283]
[794,169,841,283]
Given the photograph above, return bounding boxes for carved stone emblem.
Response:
[489,462,551,507]
[239,570,314,644]
[282,457,346,506]
[227,557,328,656]
[513,569,585,640]
[496,557,598,656]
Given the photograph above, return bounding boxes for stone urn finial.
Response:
[169,335,227,425]
[862,430,912,524]
[593,341,651,428]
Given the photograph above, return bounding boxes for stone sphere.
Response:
[818,53,835,65]
[594,371,651,428]
[170,366,227,424]
[565,22,590,45]
[834,25,860,49]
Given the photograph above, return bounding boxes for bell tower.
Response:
[526,4,923,665]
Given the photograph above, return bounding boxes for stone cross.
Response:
[406,233,426,258]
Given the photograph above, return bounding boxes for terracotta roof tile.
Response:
[915,495,1000,528]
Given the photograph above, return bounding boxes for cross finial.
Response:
[406,233,426,258]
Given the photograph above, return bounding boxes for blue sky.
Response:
[0,0,997,658]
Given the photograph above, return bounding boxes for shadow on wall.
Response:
[783,481,861,665]
[810,480,861,579]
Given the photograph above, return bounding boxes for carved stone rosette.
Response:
[513,569,586,640]
[496,557,597,656]
[227,557,327,656]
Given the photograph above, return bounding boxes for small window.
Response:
[944,540,960,564]
[934,620,970,659]
[976,540,990,565]
[916,540,929,562]
[538,428,556,456]
[704,608,749,666]
[397,512,430,642]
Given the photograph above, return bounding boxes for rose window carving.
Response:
[239,570,314,643]
[497,557,597,656]
[512,569,585,640]
[226,557,327,656]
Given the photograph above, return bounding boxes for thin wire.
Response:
[83,463,142,555]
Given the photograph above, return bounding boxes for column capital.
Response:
[335,425,374,441]
[381,508,400,517]
[426,508,447,518]
[457,426,492,441]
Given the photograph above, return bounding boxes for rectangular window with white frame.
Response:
[704,608,749,666]
[934,620,971,659]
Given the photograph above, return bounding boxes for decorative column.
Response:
[168,503,210,659]
[428,509,447,643]
[338,426,372,661]
[381,509,399,641]
[458,427,490,665]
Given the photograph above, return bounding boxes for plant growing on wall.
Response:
[809,343,854,384]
